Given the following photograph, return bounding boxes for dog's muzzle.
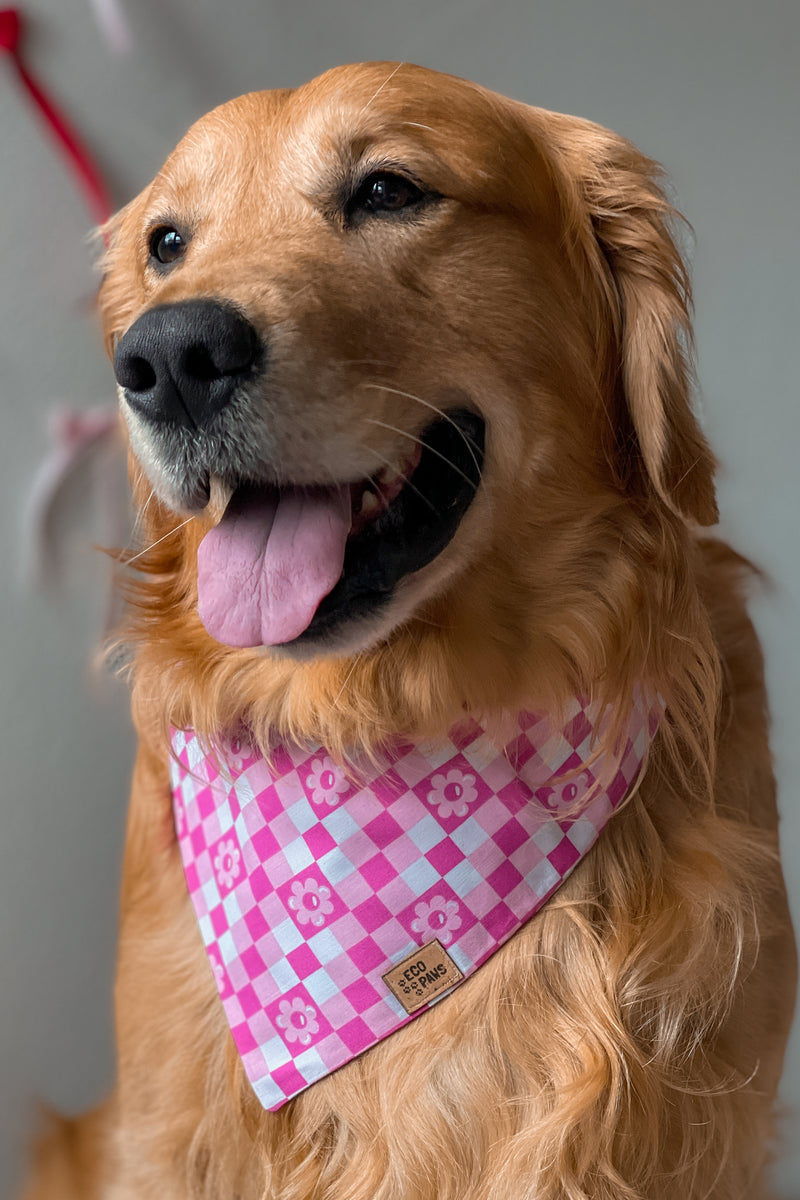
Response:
[113,300,262,428]
[113,298,486,652]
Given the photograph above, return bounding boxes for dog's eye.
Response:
[349,172,428,219]
[148,226,187,265]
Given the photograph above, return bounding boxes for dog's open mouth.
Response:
[196,409,485,648]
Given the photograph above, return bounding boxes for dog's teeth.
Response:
[361,491,379,517]
[380,468,402,491]
[208,474,234,520]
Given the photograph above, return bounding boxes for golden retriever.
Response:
[23,61,796,1200]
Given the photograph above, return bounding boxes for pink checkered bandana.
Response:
[171,693,657,1110]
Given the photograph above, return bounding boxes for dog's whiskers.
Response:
[125,487,156,552]
[365,417,480,494]
[121,516,195,567]
[408,614,448,630]
[332,652,364,708]
[362,383,483,480]
[116,483,156,561]
[362,446,436,513]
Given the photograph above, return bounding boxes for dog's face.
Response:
[101,62,716,674]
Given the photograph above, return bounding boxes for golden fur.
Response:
[23,63,796,1199]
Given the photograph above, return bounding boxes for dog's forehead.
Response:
[157,63,545,206]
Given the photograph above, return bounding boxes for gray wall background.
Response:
[1,0,798,1194]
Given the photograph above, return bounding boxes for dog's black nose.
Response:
[113,300,262,427]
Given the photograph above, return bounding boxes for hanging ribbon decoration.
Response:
[89,0,132,56]
[25,407,125,586]
[0,6,112,226]
[2,6,128,594]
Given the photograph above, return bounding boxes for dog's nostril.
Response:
[119,354,158,393]
[182,345,223,382]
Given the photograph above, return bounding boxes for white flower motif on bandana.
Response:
[306,755,349,806]
[426,768,478,818]
[287,878,334,927]
[213,837,241,889]
[411,895,462,945]
[535,770,592,811]
[221,732,253,770]
[276,997,319,1045]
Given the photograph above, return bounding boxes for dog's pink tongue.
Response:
[197,485,351,647]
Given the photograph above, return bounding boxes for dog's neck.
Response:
[170,693,658,1109]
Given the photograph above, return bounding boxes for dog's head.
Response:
[100,63,716,742]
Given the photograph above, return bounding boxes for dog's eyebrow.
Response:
[302,134,445,211]
[143,211,190,234]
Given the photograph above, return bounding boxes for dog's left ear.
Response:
[542,112,718,526]
[96,189,150,360]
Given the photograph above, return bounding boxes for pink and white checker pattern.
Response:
[170,694,657,1110]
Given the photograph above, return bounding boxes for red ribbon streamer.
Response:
[0,7,112,226]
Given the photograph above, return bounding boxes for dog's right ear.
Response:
[540,112,718,527]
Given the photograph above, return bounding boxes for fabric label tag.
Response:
[383,940,464,1014]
